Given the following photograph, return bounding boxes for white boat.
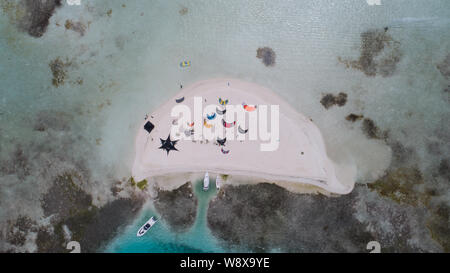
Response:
[137,216,157,237]
[216,175,223,190]
[203,172,210,191]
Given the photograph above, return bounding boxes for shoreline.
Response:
[132,78,355,195]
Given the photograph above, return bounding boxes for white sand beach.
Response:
[132,79,355,194]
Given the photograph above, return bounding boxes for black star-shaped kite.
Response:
[159,134,178,155]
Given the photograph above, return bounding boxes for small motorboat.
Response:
[216,175,223,190]
[203,172,210,191]
[137,216,157,237]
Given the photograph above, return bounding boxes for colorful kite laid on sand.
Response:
[206,113,216,120]
[203,119,214,129]
[222,119,236,128]
[216,107,226,115]
[238,125,249,134]
[242,102,257,112]
[216,137,227,146]
[184,129,194,137]
[219,98,229,106]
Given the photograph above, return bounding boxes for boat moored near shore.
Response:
[216,175,223,190]
[137,216,158,237]
[203,172,210,191]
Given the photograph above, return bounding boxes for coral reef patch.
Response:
[0,0,62,37]
[154,182,197,232]
[256,47,276,67]
[338,28,402,77]
[320,92,348,109]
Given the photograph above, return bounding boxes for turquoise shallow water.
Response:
[105,180,229,253]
